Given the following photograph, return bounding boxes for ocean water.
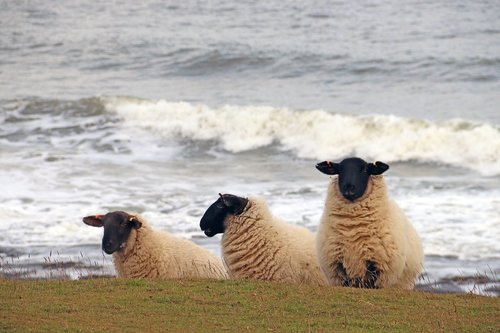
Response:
[1,1,499,294]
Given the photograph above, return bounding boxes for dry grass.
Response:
[1,278,499,332]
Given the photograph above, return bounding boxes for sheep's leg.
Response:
[333,261,352,287]
[333,261,379,288]
[362,260,379,289]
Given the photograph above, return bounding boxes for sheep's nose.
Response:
[343,184,355,195]
[103,241,114,251]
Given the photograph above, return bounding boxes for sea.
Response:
[0,0,499,295]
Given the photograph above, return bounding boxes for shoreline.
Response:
[1,246,498,296]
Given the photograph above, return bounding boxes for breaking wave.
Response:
[103,96,500,176]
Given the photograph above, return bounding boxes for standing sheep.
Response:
[83,211,228,279]
[316,157,423,289]
[200,194,328,286]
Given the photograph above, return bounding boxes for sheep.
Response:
[199,194,328,286]
[315,157,423,290]
[83,211,228,280]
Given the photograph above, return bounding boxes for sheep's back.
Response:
[223,210,327,286]
[152,231,228,280]
[114,226,227,280]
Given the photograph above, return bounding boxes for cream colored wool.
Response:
[317,176,423,289]
[112,215,228,279]
[221,197,328,286]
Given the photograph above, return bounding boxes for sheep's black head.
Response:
[200,193,248,237]
[83,211,142,254]
[316,157,389,202]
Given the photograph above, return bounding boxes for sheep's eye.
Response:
[216,203,225,209]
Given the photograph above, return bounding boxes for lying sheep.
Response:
[200,194,328,286]
[316,157,423,289]
[83,211,228,279]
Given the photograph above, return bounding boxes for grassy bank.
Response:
[1,278,498,332]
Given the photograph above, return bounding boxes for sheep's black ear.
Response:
[83,215,104,227]
[367,161,389,175]
[316,161,340,175]
[220,194,248,215]
[128,216,142,229]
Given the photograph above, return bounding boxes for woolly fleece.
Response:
[112,215,228,279]
[222,197,328,286]
[317,176,423,289]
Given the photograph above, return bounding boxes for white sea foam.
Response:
[398,191,500,261]
[103,97,500,176]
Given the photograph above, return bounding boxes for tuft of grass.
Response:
[0,278,499,332]
[0,251,114,281]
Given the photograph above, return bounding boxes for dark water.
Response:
[1,0,499,122]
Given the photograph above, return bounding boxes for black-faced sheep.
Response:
[316,157,423,289]
[83,211,228,279]
[199,194,328,286]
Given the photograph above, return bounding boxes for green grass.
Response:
[0,278,498,332]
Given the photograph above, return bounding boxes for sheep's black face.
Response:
[316,157,389,202]
[336,158,372,201]
[199,199,227,237]
[83,211,142,255]
[200,194,248,237]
